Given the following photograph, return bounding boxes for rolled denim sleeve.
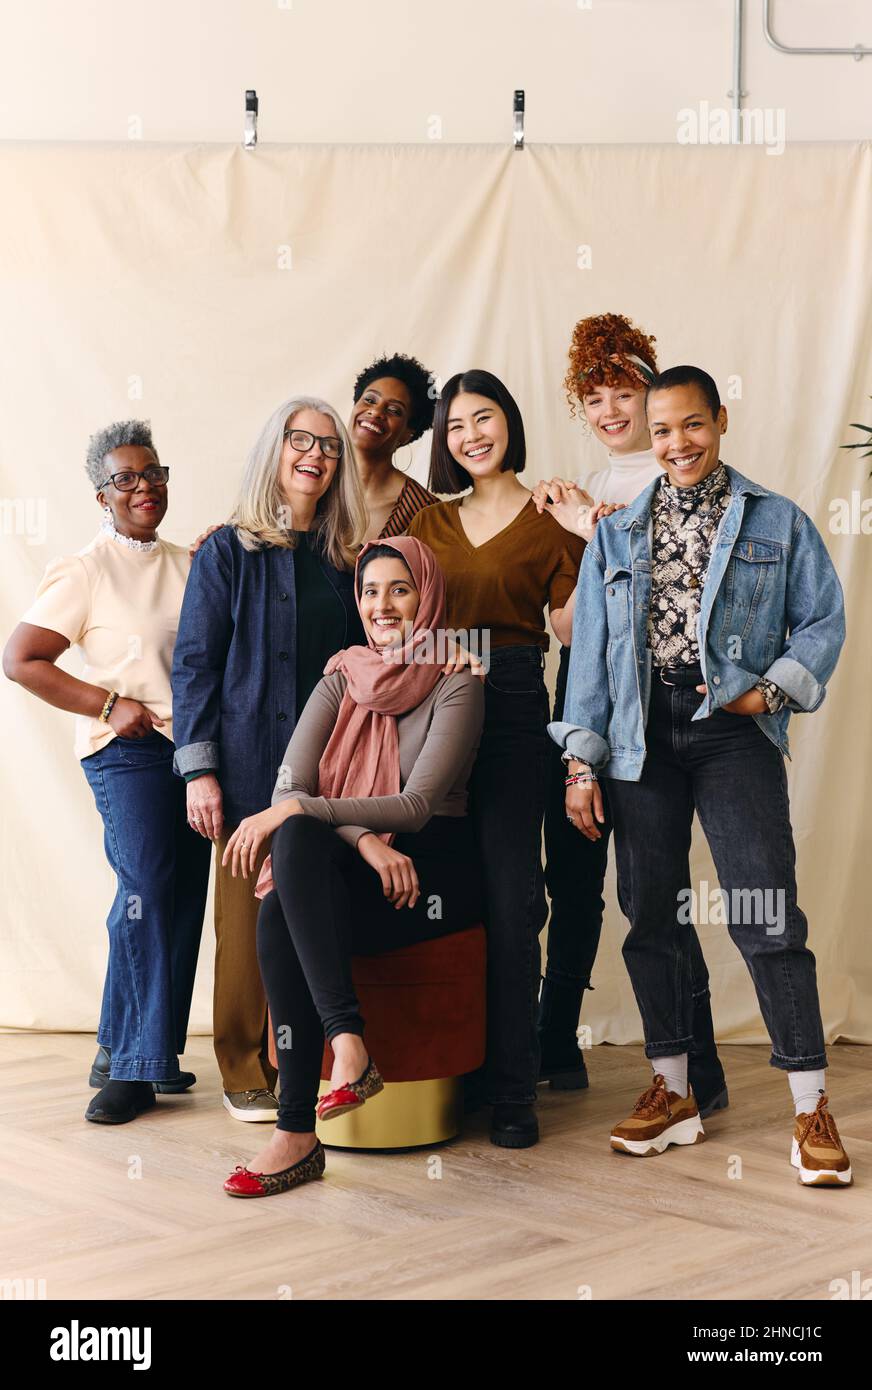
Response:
[547,542,612,771]
[171,533,233,778]
[762,512,845,713]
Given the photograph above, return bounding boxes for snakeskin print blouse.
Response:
[647,462,731,668]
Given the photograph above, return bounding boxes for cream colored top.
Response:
[20,530,191,760]
[574,448,663,541]
[578,447,663,506]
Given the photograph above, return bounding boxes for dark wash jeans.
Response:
[468,645,550,1105]
[606,679,827,1072]
[543,646,713,1004]
[81,733,211,1081]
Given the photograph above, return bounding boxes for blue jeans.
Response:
[606,679,827,1072]
[81,733,211,1081]
[468,645,550,1105]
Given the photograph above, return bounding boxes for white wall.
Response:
[0,0,870,145]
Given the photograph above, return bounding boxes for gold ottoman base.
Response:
[315,1076,461,1150]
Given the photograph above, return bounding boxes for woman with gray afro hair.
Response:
[3,417,211,1125]
[83,418,159,490]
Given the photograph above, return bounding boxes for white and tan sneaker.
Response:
[610,1073,705,1156]
[223,1089,279,1122]
[791,1093,852,1187]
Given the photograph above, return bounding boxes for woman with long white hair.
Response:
[171,396,369,1122]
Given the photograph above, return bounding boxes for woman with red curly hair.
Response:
[532,313,728,1118]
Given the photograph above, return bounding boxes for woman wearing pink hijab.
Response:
[222,536,485,1198]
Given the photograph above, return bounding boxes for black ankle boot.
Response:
[490,1103,539,1148]
[85,1080,156,1125]
[89,1045,197,1095]
[537,977,589,1091]
[688,989,729,1119]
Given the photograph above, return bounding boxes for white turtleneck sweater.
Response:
[579,446,662,506]
[574,448,663,538]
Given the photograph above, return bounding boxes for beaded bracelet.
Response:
[565,771,597,787]
[98,689,119,723]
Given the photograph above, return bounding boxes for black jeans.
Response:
[543,646,713,1005]
[257,812,484,1132]
[606,678,827,1072]
[468,645,550,1105]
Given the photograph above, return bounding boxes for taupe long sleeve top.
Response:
[271,668,485,848]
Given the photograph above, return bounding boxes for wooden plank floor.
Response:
[1,1033,868,1301]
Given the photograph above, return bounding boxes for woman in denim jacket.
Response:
[171,397,368,1122]
[549,365,852,1188]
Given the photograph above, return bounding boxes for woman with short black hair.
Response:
[408,370,585,1148]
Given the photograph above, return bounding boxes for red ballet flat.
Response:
[316,1057,385,1123]
[223,1140,325,1197]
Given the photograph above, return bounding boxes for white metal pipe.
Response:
[729,0,746,127]
[763,0,871,60]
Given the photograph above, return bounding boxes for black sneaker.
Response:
[89,1045,197,1095]
[692,1073,730,1120]
[490,1103,539,1149]
[85,1080,156,1125]
[537,977,590,1091]
[687,989,729,1120]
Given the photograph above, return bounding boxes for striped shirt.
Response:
[378,475,439,538]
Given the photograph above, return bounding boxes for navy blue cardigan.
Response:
[170,525,363,825]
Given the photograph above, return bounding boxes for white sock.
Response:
[653,1055,688,1098]
[788,1070,826,1117]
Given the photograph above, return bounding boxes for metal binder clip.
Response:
[244,90,258,149]
[513,89,525,150]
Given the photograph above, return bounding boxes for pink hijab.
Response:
[255,536,447,899]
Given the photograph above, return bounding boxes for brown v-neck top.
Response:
[407,496,585,651]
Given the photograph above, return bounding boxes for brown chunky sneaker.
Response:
[791,1093,853,1187]
[610,1073,705,1156]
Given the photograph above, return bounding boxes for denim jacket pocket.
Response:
[603,564,633,638]
[719,539,783,646]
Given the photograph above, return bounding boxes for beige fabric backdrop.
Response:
[1,141,870,1044]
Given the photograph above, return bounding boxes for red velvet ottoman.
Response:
[268,924,486,1149]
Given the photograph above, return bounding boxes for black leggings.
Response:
[256,813,484,1132]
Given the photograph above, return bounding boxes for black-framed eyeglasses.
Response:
[283,428,343,460]
[99,464,170,492]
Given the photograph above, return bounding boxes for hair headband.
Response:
[577,352,656,386]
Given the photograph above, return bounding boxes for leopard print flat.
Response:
[316,1056,385,1122]
[223,1138,326,1198]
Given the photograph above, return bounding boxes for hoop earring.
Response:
[395,446,413,473]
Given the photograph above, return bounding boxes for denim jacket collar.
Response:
[611,463,768,531]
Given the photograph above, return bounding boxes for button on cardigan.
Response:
[170,525,363,826]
